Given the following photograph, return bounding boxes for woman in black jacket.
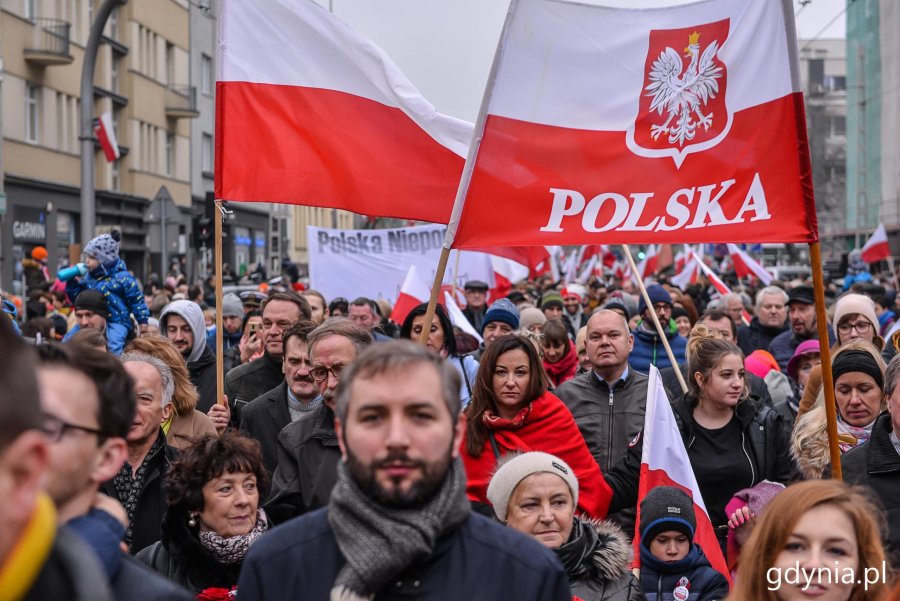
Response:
[605,325,793,552]
[137,433,270,596]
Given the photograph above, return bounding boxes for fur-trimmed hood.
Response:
[791,404,866,480]
[556,517,633,582]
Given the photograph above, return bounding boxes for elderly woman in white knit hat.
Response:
[796,292,884,420]
[488,452,643,601]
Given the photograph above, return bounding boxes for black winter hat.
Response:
[74,289,109,318]
[638,284,673,316]
[640,486,696,547]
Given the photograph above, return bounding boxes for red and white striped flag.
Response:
[635,245,659,281]
[445,0,817,250]
[671,255,700,290]
[861,224,891,263]
[443,291,483,343]
[726,244,773,284]
[216,0,473,221]
[635,366,732,584]
[694,252,751,325]
[390,265,430,325]
[93,112,120,162]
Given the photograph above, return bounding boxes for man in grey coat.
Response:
[556,310,650,474]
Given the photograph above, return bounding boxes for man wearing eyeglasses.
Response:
[628,284,687,374]
[37,343,193,599]
[216,291,311,430]
[265,318,372,524]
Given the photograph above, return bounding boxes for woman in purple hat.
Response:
[772,339,821,427]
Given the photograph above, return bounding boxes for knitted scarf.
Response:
[112,432,166,549]
[327,457,470,601]
[198,509,268,565]
[837,414,874,453]
[543,341,579,387]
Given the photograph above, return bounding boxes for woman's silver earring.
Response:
[188,513,197,528]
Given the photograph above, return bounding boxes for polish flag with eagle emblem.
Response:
[445,0,817,250]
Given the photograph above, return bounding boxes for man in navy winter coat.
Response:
[629,285,687,374]
[237,340,570,601]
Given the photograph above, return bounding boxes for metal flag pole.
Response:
[214,200,230,406]
[809,241,841,479]
[622,244,688,394]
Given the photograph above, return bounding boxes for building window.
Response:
[25,84,39,143]
[24,0,36,20]
[166,132,174,176]
[201,54,213,95]
[111,161,120,191]
[831,115,846,136]
[109,7,118,40]
[166,42,175,85]
[111,55,120,93]
[202,133,213,174]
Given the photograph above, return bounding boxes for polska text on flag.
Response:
[446,0,817,249]
[216,0,473,222]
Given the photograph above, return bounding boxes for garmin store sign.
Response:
[13,208,47,243]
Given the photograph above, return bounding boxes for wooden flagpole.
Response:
[622,245,688,394]
[215,200,225,406]
[809,241,841,480]
[420,248,452,344]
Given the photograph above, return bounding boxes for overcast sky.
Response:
[313,0,848,123]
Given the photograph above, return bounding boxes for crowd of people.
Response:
[4,234,900,601]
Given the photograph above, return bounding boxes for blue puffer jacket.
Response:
[639,543,729,601]
[629,322,687,374]
[66,259,150,331]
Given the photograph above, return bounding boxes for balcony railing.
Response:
[165,85,200,119]
[24,18,74,66]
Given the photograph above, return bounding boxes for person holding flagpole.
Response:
[604,325,792,554]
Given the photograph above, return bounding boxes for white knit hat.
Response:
[487,452,579,522]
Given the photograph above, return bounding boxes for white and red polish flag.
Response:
[671,255,700,290]
[93,112,120,162]
[443,291,483,343]
[694,252,751,325]
[727,244,773,284]
[635,366,732,584]
[216,0,473,222]
[489,254,531,300]
[635,245,659,281]
[390,265,431,325]
[861,224,891,263]
[445,0,817,250]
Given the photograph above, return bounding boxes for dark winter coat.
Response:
[112,556,194,601]
[188,345,218,413]
[629,325,688,374]
[605,395,793,530]
[225,351,285,427]
[66,258,150,330]
[206,325,243,353]
[556,369,649,473]
[839,412,900,568]
[236,510,571,601]
[264,404,341,524]
[737,317,787,356]
[239,381,291,477]
[101,434,178,554]
[660,364,773,408]
[23,526,114,601]
[768,326,835,372]
[557,518,645,601]
[136,507,264,595]
[639,543,729,601]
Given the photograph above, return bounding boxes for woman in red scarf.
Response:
[462,334,611,520]
[541,319,579,387]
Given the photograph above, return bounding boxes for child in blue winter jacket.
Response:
[639,487,729,601]
[64,230,149,354]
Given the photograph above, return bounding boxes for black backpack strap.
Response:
[488,431,502,461]
[458,355,473,398]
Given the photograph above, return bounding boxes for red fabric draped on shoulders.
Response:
[461,390,611,520]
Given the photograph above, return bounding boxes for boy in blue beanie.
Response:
[639,486,729,601]
[65,230,149,354]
